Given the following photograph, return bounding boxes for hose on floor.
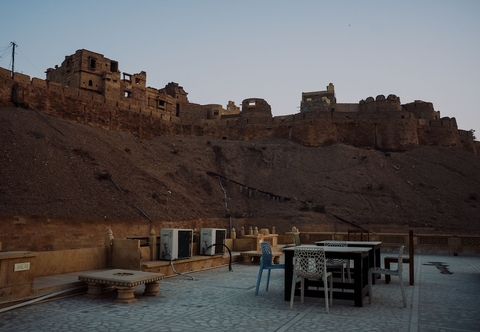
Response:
[201,243,233,272]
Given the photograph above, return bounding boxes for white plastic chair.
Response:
[368,245,407,307]
[290,247,333,313]
[324,241,351,283]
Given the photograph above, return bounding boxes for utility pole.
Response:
[11,41,16,79]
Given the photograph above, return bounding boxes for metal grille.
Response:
[308,233,333,242]
[418,236,448,246]
[379,235,406,245]
[462,237,480,247]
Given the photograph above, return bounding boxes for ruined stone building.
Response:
[0,48,477,154]
[45,49,240,121]
[300,83,337,112]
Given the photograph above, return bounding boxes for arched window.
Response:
[88,80,93,87]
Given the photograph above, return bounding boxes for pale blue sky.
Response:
[1,0,479,134]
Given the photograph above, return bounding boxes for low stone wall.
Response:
[297,232,480,256]
[33,247,107,277]
[0,216,229,251]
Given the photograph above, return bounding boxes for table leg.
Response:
[144,281,161,296]
[115,286,137,303]
[375,247,381,269]
[353,254,369,307]
[85,283,105,299]
[371,247,381,285]
[242,256,252,263]
[284,251,294,301]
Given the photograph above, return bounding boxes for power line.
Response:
[0,44,12,52]
[0,43,12,65]
[17,47,43,76]
[0,42,44,77]
[0,48,11,63]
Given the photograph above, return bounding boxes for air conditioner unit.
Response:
[200,228,227,256]
[159,228,193,260]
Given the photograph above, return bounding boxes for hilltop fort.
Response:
[0,49,478,154]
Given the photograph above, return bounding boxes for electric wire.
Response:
[0,47,11,63]
[17,47,43,76]
[0,43,12,52]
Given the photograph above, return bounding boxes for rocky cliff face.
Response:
[1,107,480,235]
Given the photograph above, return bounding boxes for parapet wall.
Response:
[0,215,230,251]
[0,67,476,154]
[402,100,439,120]
[359,94,402,113]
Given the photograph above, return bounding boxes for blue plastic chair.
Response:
[255,242,285,295]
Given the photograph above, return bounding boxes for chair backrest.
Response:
[324,241,347,264]
[293,247,327,279]
[347,229,370,241]
[293,233,301,246]
[260,242,274,268]
[324,241,347,248]
[397,245,405,273]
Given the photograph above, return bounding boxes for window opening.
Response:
[124,91,132,98]
[110,61,118,72]
[89,58,96,70]
[88,80,93,87]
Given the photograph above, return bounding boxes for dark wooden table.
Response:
[284,245,371,307]
[316,240,382,272]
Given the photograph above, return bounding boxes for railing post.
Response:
[149,228,157,261]
[409,230,414,285]
[105,226,114,268]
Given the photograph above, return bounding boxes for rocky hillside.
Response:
[1,107,479,234]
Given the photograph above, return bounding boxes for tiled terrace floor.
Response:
[1,253,479,331]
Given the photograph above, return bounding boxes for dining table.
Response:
[315,240,382,279]
[283,245,371,307]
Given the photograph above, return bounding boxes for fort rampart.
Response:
[0,66,477,154]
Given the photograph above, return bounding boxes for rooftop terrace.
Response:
[1,253,479,331]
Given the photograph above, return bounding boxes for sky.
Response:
[1,0,479,134]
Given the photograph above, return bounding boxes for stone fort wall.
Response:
[0,66,477,154]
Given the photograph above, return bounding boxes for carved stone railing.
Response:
[294,232,480,256]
